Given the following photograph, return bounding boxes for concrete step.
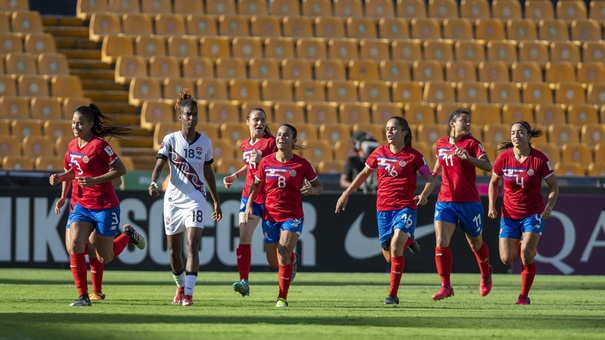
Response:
[84,90,129,102]
[124,155,157,170]
[102,101,138,114]
[56,37,100,50]
[120,136,154,149]
[81,80,123,91]
[44,26,89,38]
[42,16,84,27]
[73,69,115,81]
[68,59,112,69]
[61,49,101,59]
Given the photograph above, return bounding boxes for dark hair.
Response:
[351,131,376,151]
[447,107,471,135]
[74,103,131,140]
[389,116,413,147]
[174,88,197,113]
[281,123,303,150]
[247,107,272,135]
[497,120,544,151]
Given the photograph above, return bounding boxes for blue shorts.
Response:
[68,204,121,237]
[262,219,303,244]
[499,215,544,239]
[434,201,484,237]
[239,197,264,217]
[377,207,417,245]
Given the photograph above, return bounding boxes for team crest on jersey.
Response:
[104,146,114,156]
[83,156,89,163]
[196,147,202,155]
[527,169,535,176]
[289,170,297,177]
[399,160,407,167]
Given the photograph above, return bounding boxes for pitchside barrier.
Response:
[1,188,604,275]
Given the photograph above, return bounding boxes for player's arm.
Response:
[223,165,247,188]
[301,178,322,196]
[335,166,373,212]
[487,173,501,219]
[244,178,262,223]
[203,161,222,222]
[542,174,559,219]
[149,157,167,196]
[415,165,435,206]
[431,159,441,177]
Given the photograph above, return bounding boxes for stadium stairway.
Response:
[41,15,157,170]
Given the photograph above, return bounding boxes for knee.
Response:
[97,253,114,264]
[500,256,515,266]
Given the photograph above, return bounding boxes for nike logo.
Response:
[344,212,435,259]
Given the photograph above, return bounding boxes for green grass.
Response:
[0,269,604,339]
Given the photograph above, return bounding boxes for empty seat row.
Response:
[0,32,57,55]
[0,75,84,98]
[0,52,69,76]
[0,11,43,35]
[0,96,92,120]
[78,0,605,22]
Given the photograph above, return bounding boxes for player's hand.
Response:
[243,206,253,223]
[414,194,428,206]
[149,183,159,196]
[335,195,348,213]
[487,207,498,219]
[249,150,262,165]
[223,174,236,189]
[76,176,96,187]
[542,207,552,219]
[49,173,60,186]
[212,203,223,221]
[55,197,66,214]
[454,144,469,160]
[300,180,315,196]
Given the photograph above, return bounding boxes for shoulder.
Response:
[530,147,549,160]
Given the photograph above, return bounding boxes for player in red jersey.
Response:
[244,123,322,308]
[488,121,559,305]
[431,108,493,301]
[336,117,435,305]
[223,108,277,297]
[49,104,145,307]
[149,90,222,307]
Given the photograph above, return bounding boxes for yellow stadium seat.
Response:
[314,59,346,81]
[0,136,21,156]
[506,19,538,42]
[5,52,37,75]
[229,79,261,103]
[532,142,560,165]
[200,36,231,58]
[101,35,134,64]
[427,0,459,19]
[17,75,49,98]
[24,33,56,54]
[423,40,453,62]
[492,0,522,20]
[556,0,587,21]
[554,82,586,106]
[291,123,318,144]
[545,62,576,83]
[214,158,242,175]
[340,103,371,125]
[195,79,228,103]
[470,103,502,125]
[77,0,108,20]
[88,13,120,42]
[2,156,35,170]
[273,102,306,124]
[457,81,489,104]
[182,57,214,80]
[107,0,140,13]
[218,124,249,147]
[550,41,581,63]
[358,80,390,103]
[208,102,240,124]
[134,35,167,58]
[547,123,580,144]
[587,162,605,176]
[140,100,174,131]
[404,103,435,125]
[489,82,521,104]
[570,19,602,42]
[365,0,395,18]
[349,59,380,82]
[237,0,268,16]
[122,13,153,36]
[346,17,377,39]
[215,57,247,79]
[379,60,412,83]
[317,159,345,174]
[333,0,363,17]
[51,75,83,99]
[167,37,199,60]
[534,103,567,126]
[396,0,426,18]
[567,104,599,126]
[186,15,218,37]
[301,140,333,165]
[281,58,313,80]
[141,0,171,14]
[296,38,328,60]
[391,81,423,103]
[261,79,294,103]
[197,122,220,142]
[510,61,542,84]
[577,62,605,84]
[586,83,605,106]
[594,144,605,163]
[482,124,510,146]
[522,82,553,105]
[282,16,314,38]
[371,103,402,125]
[155,14,186,37]
[359,39,390,60]
[250,15,281,37]
[306,103,338,125]
[10,11,43,34]
[268,0,300,16]
[218,14,249,37]
[302,0,332,17]
[580,124,605,146]
[319,123,351,145]
[30,97,62,120]
[114,55,146,84]
[37,52,69,77]
[555,162,586,176]
[436,103,469,124]
[11,119,43,138]
[589,0,605,21]
[206,0,236,15]
[326,80,358,103]
[538,18,569,42]
[410,18,441,40]
[423,81,456,104]
[327,38,358,59]
[293,80,325,103]
[525,0,555,21]
[391,40,422,61]
[248,58,280,80]
[42,119,73,141]
[486,40,517,64]
[501,103,534,124]
[442,18,474,41]
[62,97,92,119]
[377,18,409,40]
[22,136,54,159]
[128,78,162,106]
[478,61,510,83]
[0,96,30,120]
[454,40,486,63]
[412,60,444,83]
[0,33,23,55]
[416,123,447,145]
[34,155,64,171]
[475,18,506,42]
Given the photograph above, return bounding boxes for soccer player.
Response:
[49,103,145,307]
[488,121,559,305]
[431,108,493,301]
[244,123,322,308]
[336,116,435,305]
[148,89,222,307]
[223,108,277,297]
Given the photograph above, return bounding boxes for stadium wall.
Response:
[1,188,604,275]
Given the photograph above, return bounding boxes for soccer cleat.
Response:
[291,252,299,281]
[69,294,92,306]
[182,294,194,306]
[89,292,105,301]
[384,295,399,305]
[232,280,250,297]
[480,265,493,297]
[432,285,454,301]
[123,224,145,250]
[172,287,184,305]
[408,237,421,255]
[275,298,288,308]
[515,295,531,305]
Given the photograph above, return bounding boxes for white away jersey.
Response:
[157,132,213,206]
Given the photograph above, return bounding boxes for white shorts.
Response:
[163,201,207,236]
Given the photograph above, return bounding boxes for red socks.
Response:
[236,244,251,281]
[435,246,452,287]
[70,253,88,296]
[473,242,491,277]
[389,256,404,298]
[113,234,130,257]
[520,262,536,297]
[89,257,104,294]
[277,264,293,300]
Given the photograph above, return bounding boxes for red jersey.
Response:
[255,153,318,222]
[436,135,487,203]
[63,135,120,209]
[366,144,429,211]
[240,133,277,204]
[493,148,554,219]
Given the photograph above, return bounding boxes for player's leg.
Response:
[167,232,185,305]
[460,202,492,296]
[232,199,262,297]
[517,215,543,305]
[275,221,301,308]
[432,212,456,300]
[87,232,105,300]
[182,226,203,306]
[67,216,95,306]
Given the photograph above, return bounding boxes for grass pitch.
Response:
[0,269,604,339]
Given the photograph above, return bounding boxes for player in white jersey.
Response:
[149,89,223,307]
